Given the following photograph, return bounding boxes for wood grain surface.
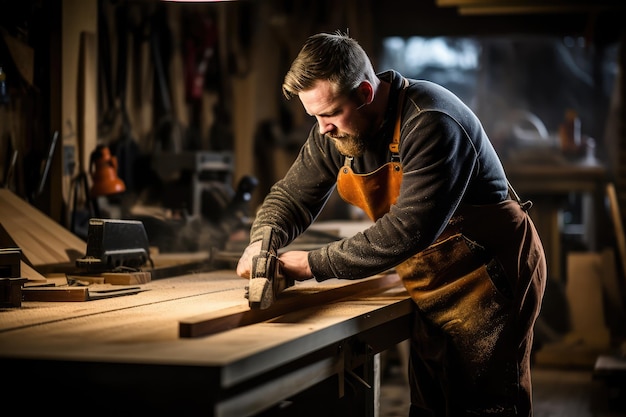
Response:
[180,272,401,337]
[0,271,411,377]
[0,189,86,267]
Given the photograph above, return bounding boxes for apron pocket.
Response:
[398,233,513,381]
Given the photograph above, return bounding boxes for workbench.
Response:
[0,270,412,416]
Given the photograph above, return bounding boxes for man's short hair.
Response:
[282,31,376,100]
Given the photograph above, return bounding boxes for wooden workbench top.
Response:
[0,270,411,388]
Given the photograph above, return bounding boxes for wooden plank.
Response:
[179,272,402,338]
[78,31,98,172]
[22,286,91,301]
[22,226,71,263]
[102,271,151,285]
[0,189,85,267]
[21,261,47,282]
[3,226,55,265]
[66,274,105,285]
[565,252,610,348]
[607,182,626,283]
[0,189,85,250]
[65,271,152,286]
[599,248,626,335]
[22,285,145,302]
[594,354,626,378]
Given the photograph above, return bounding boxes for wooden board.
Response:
[599,248,626,336]
[565,252,610,348]
[66,271,151,285]
[21,260,47,282]
[179,272,403,338]
[0,189,85,267]
[607,182,626,283]
[22,285,146,302]
[78,31,98,173]
[102,271,151,285]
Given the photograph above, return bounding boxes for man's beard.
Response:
[329,132,367,157]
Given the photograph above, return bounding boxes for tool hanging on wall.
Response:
[150,8,185,153]
[30,130,59,202]
[181,8,223,151]
[97,0,119,140]
[106,1,140,195]
[68,144,127,240]
[68,171,97,240]
[89,144,126,197]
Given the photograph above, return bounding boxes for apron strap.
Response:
[389,77,409,157]
[507,180,533,211]
[343,77,409,168]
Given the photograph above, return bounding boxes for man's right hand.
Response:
[236,240,263,279]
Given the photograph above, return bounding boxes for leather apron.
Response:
[336,82,405,221]
[335,82,546,416]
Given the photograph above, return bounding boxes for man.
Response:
[237,32,546,417]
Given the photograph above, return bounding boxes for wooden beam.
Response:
[607,182,626,284]
[457,5,620,15]
[437,0,621,8]
[77,31,98,174]
[22,285,145,302]
[179,272,403,338]
[436,0,626,15]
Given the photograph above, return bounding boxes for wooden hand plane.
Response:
[246,228,293,310]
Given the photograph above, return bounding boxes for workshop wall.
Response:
[91,0,377,220]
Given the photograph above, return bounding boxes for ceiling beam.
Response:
[436,0,626,15]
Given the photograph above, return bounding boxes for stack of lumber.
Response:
[0,189,86,285]
[0,189,212,280]
[0,189,86,269]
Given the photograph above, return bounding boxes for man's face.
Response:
[299,79,373,157]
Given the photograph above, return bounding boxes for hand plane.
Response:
[246,228,294,310]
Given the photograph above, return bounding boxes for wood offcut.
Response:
[22,285,146,302]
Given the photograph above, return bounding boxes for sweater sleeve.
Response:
[249,125,344,248]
